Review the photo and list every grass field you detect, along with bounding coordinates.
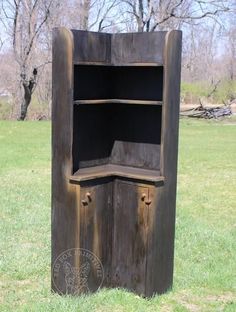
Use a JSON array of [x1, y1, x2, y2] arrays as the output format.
[[0, 118, 235, 311]]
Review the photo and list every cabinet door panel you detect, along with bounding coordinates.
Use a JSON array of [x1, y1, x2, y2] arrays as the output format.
[[80, 181, 113, 288], [112, 180, 150, 295]]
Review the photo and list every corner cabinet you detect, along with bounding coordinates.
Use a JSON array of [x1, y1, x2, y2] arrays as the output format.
[[52, 28, 182, 297]]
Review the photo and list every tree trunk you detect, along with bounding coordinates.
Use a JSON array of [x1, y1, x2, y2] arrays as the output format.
[[18, 80, 33, 121]]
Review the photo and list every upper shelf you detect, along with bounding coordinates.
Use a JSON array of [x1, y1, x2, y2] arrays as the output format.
[[74, 99, 163, 106], [73, 61, 163, 67], [70, 164, 164, 183]]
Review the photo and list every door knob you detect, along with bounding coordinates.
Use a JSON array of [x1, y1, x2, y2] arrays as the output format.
[[141, 193, 146, 201], [82, 192, 92, 205], [145, 199, 152, 205]]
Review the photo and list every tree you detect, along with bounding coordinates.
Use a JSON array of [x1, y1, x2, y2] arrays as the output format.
[[1, 0, 54, 120], [119, 0, 231, 32], [59, 0, 120, 32]]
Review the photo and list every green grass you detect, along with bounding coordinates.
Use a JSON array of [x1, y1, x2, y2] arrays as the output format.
[[0, 119, 236, 311]]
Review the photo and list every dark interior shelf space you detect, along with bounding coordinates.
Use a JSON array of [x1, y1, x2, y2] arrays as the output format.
[[74, 99, 163, 105], [74, 65, 163, 101], [70, 164, 164, 183], [72, 104, 162, 174]]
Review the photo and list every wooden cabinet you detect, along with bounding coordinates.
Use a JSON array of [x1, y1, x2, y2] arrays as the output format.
[[52, 28, 182, 297]]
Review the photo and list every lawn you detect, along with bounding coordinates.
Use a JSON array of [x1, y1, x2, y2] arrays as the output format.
[[0, 118, 235, 311]]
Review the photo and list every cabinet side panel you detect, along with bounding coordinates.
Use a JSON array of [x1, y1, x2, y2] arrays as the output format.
[[145, 30, 182, 296], [51, 28, 79, 294], [111, 32, 166, 65]]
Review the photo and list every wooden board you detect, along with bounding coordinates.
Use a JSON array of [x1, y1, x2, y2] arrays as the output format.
[[73, 62, 163, 66], [74, 99, 163, 105], [79, 180, 113, 289], [70, 164, 164, 183], [51, 28, 76, 294], [111, 32, 166, 65], [145, 30, 182, 296], [111, 180, 150, 295], [72, 30, 111, 64]]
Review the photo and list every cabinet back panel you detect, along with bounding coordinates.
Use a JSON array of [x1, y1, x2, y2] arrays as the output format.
[[110, 105, 162, 170], [112, 67, 163, 101], [74, 65, 112, 100]]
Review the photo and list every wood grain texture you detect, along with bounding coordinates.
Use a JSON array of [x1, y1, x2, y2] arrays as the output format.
[[111, 32, 167, 65], [51, 27, 78, 294], [72, 31, 166, 65], [111, 180, 150, 295], [70, 164, 163, 183], [74, 99, 163, 105], [79, 180, 113, 289], [72, 30, 111, 64], [145, 30, 182, 296]]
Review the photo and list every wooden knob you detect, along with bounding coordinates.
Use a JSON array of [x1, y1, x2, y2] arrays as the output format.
[[86, 192, 91, 199], [141, 193, 146, 200], [86, 192, 92, 202], [145, 199, 152, 205]]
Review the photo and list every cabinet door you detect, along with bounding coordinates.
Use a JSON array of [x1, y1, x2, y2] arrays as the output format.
[[80, 181, 113, 288], [112, 180, 150, 295]]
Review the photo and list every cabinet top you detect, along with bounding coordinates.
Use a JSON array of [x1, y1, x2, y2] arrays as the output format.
[[53, 28, 182, 66]]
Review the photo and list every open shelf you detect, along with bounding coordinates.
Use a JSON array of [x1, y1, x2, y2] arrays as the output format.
[[74, 65, 163, 101], [70, 164, 164, 183], [72, 104, 162, 173], [73, 61, 163, 66], [74, 99, 163, 105]]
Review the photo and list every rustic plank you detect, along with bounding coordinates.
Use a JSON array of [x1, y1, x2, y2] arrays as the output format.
[[145, 30, 182, 296], [72, 30, 111, 64], [111, 180, 149, 295], [74, 99, 163, 105], [73, 62, 162, 66], [111, 32, 166, 65], [51, 27, 78, 295], [70, 164, 164, 183], [79, 180, 113, 290]]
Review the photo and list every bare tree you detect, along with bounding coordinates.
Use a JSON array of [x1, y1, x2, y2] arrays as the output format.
[[1, 0, 54, 120], [120, 0, 231, 32], [225, 16, 236, 81], [62, 0, 120, 32]]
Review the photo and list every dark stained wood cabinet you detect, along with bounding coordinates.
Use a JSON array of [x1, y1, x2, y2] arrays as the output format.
[[52, 28, 182, 297]]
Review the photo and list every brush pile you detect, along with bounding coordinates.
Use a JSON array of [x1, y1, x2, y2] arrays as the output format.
[[180, 103, 232, 119]]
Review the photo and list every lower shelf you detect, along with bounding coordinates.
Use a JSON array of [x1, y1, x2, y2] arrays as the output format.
[[70, 164, 164, 183], [74, 99, 163, 105]]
